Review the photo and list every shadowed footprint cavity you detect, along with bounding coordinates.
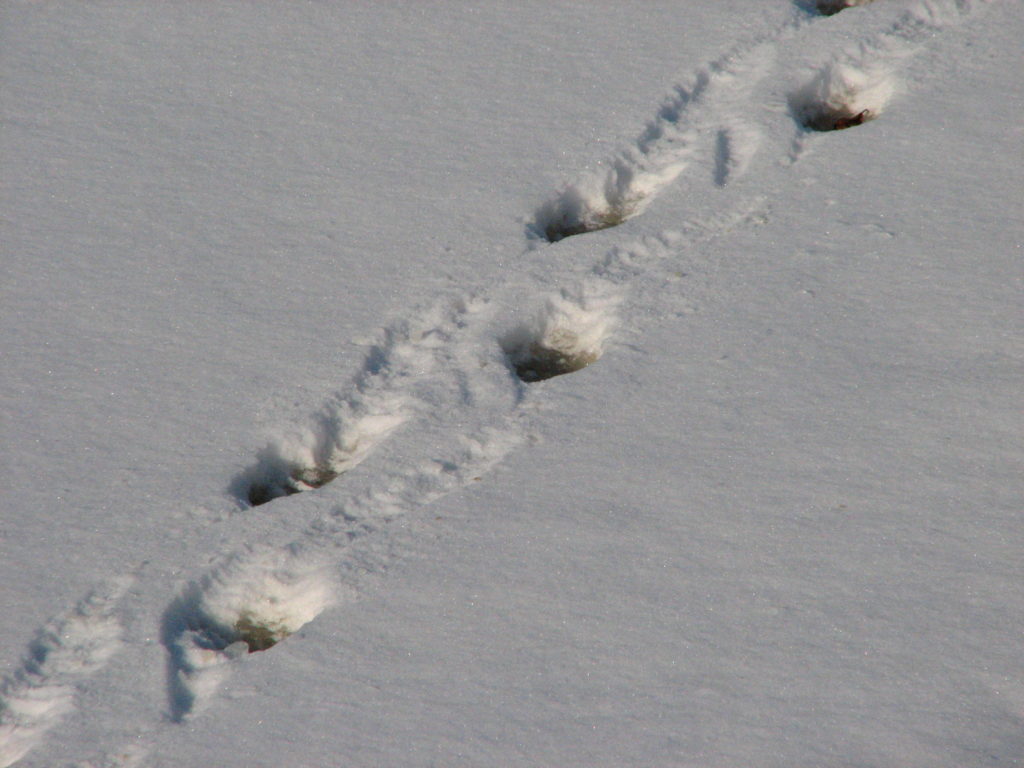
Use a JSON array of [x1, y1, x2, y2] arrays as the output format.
[[511, 336, 599, 382], [242, 446, 336, 508], [813, 0, 878, 16], [790, 61, 893, 131], [535, 193, 635, 243], [502, 290, 615, 382], [232, 612, 290, 652]]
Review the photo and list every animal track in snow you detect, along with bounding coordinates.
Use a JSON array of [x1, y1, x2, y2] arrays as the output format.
[[790, 0, 995, 146], [161, 547, 334, 720], [0, 578, 131, 768], [167, 425, 522, 723], [503, 286, 617, 382], [533, 158, 687, 243]]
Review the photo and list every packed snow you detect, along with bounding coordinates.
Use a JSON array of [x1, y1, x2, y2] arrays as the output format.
[[2, 0, 1022, 765]]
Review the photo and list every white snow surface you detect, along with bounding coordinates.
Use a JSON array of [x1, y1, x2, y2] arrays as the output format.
[[2, 1, 1022, 766]]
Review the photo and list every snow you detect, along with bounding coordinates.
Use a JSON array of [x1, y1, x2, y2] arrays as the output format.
[[2, 0, 1022, 765]]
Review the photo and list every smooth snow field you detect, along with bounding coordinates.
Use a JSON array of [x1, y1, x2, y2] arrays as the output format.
[[2, 1, 1022, 766]]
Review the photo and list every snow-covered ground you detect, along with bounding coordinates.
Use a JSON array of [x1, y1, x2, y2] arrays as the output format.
[[2, 1, 1022, 765]]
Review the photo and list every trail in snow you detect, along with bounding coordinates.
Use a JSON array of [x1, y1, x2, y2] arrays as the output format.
[[0, 0, 1003, 764]]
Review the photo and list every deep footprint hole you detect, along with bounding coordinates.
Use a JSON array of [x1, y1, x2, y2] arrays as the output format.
[[236, 436, 343, 507], [509, 340, 598, 382], [802, 106, 873, 132], [539, 206, 631, 244], [811, 0, 878, 16], [179, 612, 289, 656], [233, 612, 290, 653], [532, 183, 637, 244], [245, 464, 337, 507]]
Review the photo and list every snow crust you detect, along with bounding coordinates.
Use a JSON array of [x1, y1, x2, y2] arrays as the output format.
[[2, 0, 1022, 765]]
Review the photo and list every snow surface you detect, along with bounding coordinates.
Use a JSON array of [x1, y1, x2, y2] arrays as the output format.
[[2, 0, 1022, 765]]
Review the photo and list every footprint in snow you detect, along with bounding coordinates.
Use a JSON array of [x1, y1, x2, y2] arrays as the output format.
[[161, 547, 334, 721], [502, 288, 616, 382], [238, 403, 409, 507], [790, 60, 894, 132], [0, 577, 131, 768], [236, 298, 485, 507]]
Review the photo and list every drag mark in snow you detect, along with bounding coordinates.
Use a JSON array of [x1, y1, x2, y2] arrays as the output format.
[[0, 578, 131, 768], [712, 123, 762, 187], [300, 426, 525, 551]]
